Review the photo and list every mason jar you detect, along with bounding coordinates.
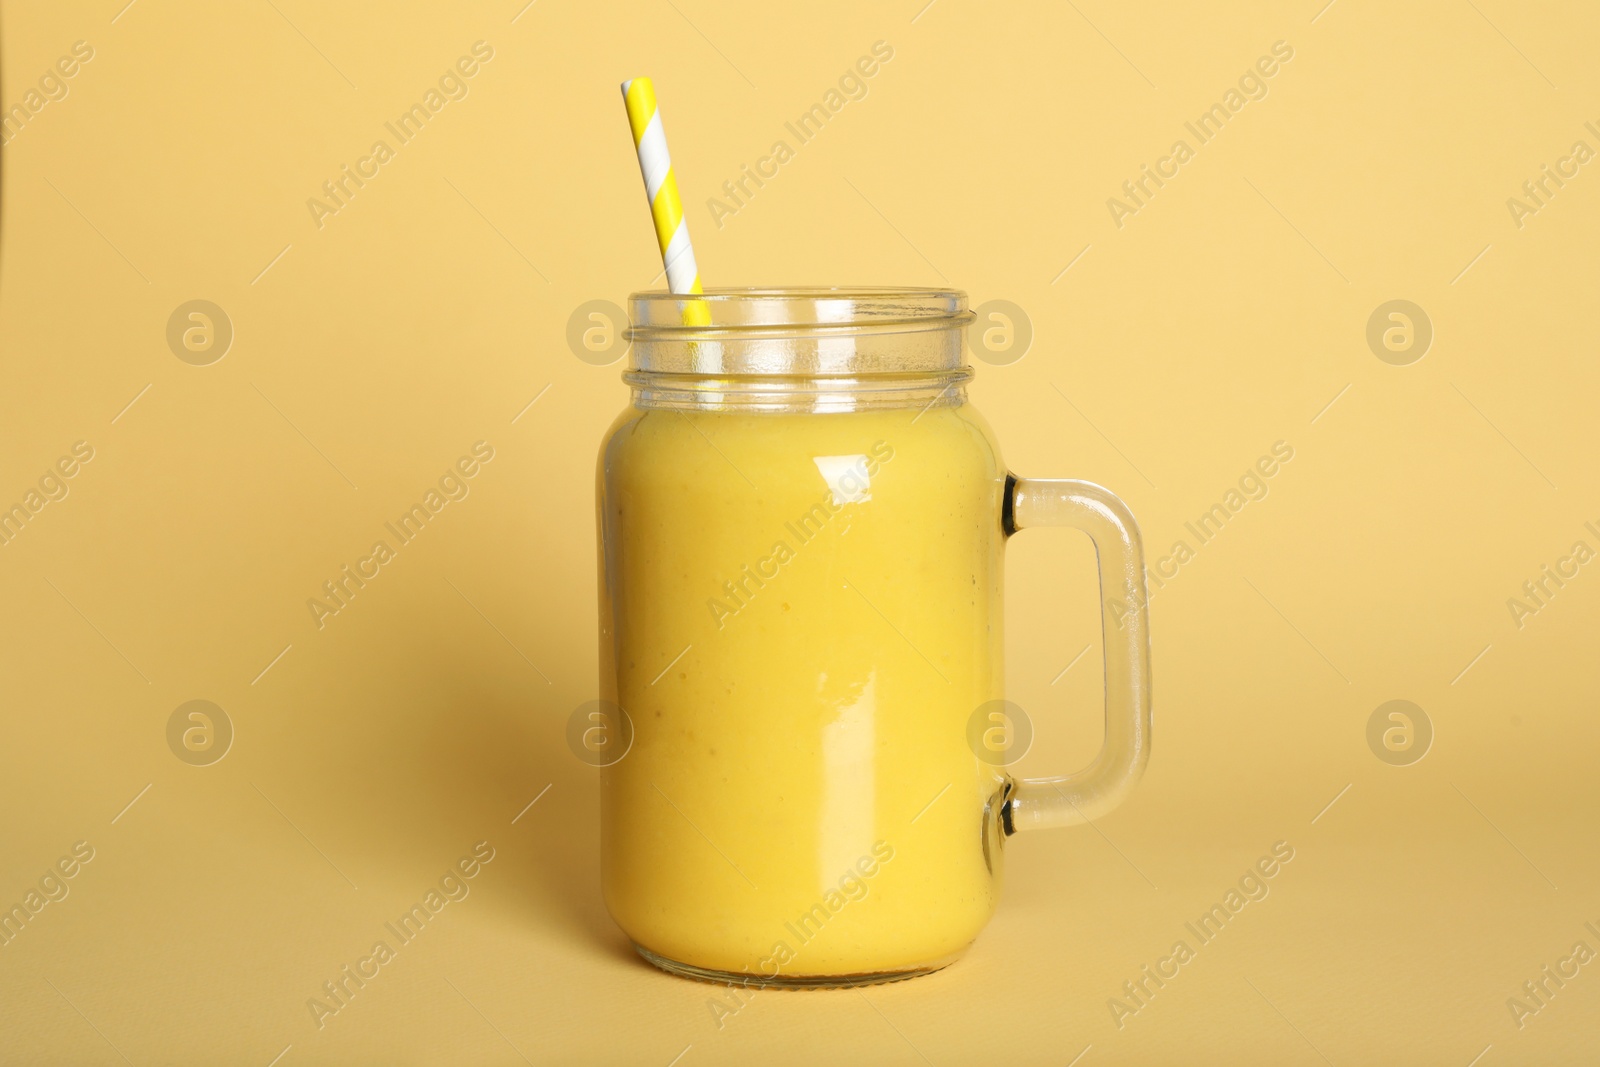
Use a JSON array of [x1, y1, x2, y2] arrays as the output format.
[[594, 288, 1152, 986]]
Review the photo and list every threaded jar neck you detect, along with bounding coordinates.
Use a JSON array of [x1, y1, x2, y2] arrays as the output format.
[[625, 288, 975, 412]]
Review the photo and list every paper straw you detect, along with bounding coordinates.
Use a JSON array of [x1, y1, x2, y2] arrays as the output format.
[[621, 77, 711, 327]]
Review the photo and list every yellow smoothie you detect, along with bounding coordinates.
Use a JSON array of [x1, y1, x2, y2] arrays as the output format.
[[597, 401, 1011, 979]]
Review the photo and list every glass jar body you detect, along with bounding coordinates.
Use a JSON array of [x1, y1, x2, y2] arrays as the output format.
[[596, 397, 1011, 983]]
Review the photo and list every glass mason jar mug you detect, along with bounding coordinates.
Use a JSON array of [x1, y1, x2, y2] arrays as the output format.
[[595, 288, 1152, 987]]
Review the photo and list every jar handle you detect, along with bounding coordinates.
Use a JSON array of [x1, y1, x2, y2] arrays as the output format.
[[1002, 476, 1153, 833]]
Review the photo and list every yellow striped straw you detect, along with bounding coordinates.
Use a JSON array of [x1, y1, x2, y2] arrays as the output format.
[[621, 77, 711, 326]]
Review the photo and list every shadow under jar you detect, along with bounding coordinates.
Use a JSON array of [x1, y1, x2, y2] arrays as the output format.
[[595, 288, 1152, 987]]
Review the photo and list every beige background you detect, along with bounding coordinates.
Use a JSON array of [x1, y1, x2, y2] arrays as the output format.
[[3, 0, 1598, 1063]]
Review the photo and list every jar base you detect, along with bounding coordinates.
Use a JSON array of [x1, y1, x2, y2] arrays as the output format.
[[632, 942, 962, 988]]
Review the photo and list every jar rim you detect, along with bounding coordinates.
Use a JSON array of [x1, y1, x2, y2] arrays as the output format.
[[623, 287, 974, 397], [627, 286, 973, 341]]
